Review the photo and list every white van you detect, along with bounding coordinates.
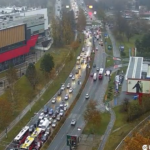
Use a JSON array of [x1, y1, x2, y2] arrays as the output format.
[[93, 73, 97, 81], [38, 118, 50, 131], [99, 68, 104, 80]]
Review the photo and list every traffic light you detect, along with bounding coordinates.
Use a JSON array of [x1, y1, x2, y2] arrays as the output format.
[[88, 12, 92, 16]]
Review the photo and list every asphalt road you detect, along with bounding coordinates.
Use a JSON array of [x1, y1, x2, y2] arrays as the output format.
[[47, 31, 109, 150], [55, 0, 62, 18], [6, 35, 91, 150]]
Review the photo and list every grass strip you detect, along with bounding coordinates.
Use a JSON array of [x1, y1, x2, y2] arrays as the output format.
[[104, 105, 150, 150]]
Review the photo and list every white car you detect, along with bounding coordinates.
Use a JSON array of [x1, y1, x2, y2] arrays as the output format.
[[64, 104, 68, 111], [59, 109, 64, 116], [65, 94, 69, 100], [52, 121, 57, 128], [96, 47, 98, 50], [39, 113, 44, 120], [69, 73, 73, 78], [59, 103, 64, 108], [71, 119, 76, 126], [78, 65, 81, 69], [85, 93, 89, 99], [96, 67, 100, 71], [61, 84, 65, 90], [56, 115, 61, 121], [72, 76, 75, 80], [52, 98, 56, 104], [67, 83, 70, 88], [69, 88, 73, 93]]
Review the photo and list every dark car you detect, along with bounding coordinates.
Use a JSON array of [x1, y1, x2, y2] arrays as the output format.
[[52, 113, 57, 119], [29, 125, 35, 133], [93, 64, 96, 68], [48, 108, 53, 116], [57, 90, 62, 96], [44, 106, 48, 114], [75, 69, 79, 74], [34, 119, 40, 128], [41, 133, 49, 143], [55, 107, 60, 114]]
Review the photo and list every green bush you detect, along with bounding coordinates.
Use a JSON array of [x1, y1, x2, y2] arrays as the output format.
[[121, 51, 126, 56]]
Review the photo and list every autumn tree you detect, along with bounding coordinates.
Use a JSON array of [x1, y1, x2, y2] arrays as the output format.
[[40, 54, 54, 76], [26, 63, 38, 89], [77, 8, 86, 32], [5, 65, 19, 114], [71, 40, 80, 50], [0, 99, 12, 129], [84, 100, 101, 134]]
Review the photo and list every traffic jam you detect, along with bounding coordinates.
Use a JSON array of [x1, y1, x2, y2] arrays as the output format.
[[8, 33, 92, 150]]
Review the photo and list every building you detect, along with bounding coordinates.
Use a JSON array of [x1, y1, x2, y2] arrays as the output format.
[[126, 57, 150, 94], [0, 10, 47, 71]]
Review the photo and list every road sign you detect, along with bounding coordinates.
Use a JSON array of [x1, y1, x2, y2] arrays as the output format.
[[66, 135, 78, 146]]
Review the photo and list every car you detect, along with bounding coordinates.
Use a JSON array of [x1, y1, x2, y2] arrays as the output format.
[[105, 70, 111, 76], [59, 109, 64, 116], [67, 83, 71, 88], [72, 76, 75, 80], [61, 84, 65, 90], [39, 113, 44, 120], [59, 103, 64, 108], [75, 69, 79, 74], [69, 73, 73, 78], [38, 119, 44, 127], [52, 113, 57, 119], [93, 64, 96, 68], [29, 125, 35, 133], [69, 88, 73, 93], [57, 90, 62, 96], [64, 104, 68, 111], [48, 117, 53, 122], [56, 114, 61, 121], [52, 121, 56, 128], [96, 47, 98, 50], [48, 108, 53, 116], [55, 107, 60, 114], [41, 133, 49, 142], [96, 67, 100, 71], [43, 106, 48, 114], [78, 65, 81, 69], [85, 93, 89, 99], [64, 94, 69, 100], [71, 119, 76, 126], [90, 72, 93, 77], [81, 60, 84, 64], [52, 98, 56, 104]]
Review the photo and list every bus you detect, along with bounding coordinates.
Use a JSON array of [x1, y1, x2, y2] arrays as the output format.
[[99, 68, 104, 80], [20, 136, 35, 150], [31, 127, 43, 138], [14, 126, 29, 145]]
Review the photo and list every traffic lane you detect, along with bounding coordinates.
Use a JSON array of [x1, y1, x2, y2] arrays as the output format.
[[48, 76, 96, 150], [29, 66, 86, 126], [58, 73, 105, 150], [49, 40, 103, 150]]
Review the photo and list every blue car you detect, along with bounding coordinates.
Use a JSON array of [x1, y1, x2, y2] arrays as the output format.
[[48, 108, 53, 115]]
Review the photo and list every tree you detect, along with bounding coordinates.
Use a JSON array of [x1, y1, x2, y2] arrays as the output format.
[[0, 99, 12, 129], [5, 66, 19, 114], [71, 40, 80, 50], [77, 8, 86, 32], [26, 63, 38, 89], [84, 100, 101, 134], [40, 54, 54, 75]]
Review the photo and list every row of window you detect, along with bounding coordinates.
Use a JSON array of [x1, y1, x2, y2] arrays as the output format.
[[0, 42, 26, 54], [0, 55, 25, 71]]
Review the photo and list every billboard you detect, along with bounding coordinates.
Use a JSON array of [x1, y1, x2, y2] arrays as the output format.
[[0, 24, 25, 48], [127, 79, 150, 94]]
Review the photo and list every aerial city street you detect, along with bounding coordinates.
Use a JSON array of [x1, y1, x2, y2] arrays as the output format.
[[0, 0, 150, 150]]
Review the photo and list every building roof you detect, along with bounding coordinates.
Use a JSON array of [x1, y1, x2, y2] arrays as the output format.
[[126, 57, 143, 79]]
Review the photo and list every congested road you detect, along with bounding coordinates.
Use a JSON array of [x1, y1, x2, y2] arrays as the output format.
[[6, 32, 92, 150], [47, 28, 109, 150]]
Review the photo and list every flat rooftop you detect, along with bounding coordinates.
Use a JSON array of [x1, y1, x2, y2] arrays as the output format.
[[125, 57, 143, 79]]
